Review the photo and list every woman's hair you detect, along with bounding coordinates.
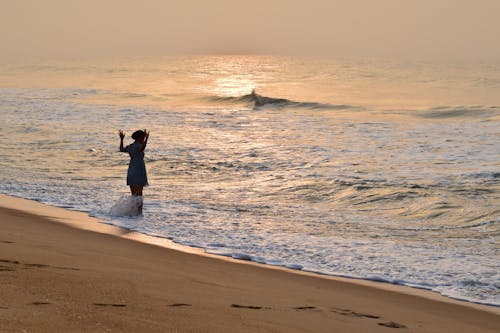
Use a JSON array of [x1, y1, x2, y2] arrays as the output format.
[[131, 130, 146, 140]]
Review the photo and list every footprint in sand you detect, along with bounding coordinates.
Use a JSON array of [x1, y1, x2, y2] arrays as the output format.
[[331, 307, 380, 319], [0, 259, 19, 272], [24, 263, 50, 269], [0, 265, 16, 272], [53, 266, 80, 271], [93, 303, 127, 307], [0, 259, 79, 271], [293, 306, 318, 310], [168, 303, 192, 307], [0, 259, 20, 264], [378, 321, 407, 329], [231, 304, 267, 310]]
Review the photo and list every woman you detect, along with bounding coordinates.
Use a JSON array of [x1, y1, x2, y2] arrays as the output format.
[[119, 129, 150, 196]]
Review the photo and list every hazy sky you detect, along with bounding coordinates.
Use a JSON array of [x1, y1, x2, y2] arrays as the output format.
[[1, 0, 499, 61]]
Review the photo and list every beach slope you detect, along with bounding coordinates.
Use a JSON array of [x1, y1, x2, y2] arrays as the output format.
[[0, 195, 498, 332]]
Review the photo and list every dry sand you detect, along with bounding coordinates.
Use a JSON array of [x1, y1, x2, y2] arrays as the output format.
[[0, 194, 499, 332]]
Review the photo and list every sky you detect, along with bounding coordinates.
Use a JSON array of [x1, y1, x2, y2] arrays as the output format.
[[1, 0, 499, 62]]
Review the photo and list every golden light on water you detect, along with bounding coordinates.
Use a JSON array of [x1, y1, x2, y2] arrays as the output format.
[[213, 75, 257, 97], [195, 55, 269, 97]]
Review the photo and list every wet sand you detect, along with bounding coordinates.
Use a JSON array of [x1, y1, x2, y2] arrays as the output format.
[[0, 194, 499, 332]]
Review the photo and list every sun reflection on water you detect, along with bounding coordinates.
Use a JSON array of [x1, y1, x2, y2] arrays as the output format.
[[213, 75, 257, 97], [194, 55, 277, 97]]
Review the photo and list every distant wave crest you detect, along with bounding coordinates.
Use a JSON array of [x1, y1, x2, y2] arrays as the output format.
[[206, 90, 357, 111], [418, 106, 500, 119]]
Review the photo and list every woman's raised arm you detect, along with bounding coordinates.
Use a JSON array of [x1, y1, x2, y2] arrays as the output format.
[[140, 130, 150, 152], [119, 130, 127, 152]]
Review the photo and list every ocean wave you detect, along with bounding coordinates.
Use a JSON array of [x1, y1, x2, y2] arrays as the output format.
[[417, 106, 500, 119], [380, 218, 499, 232], [0, 87, 101, 100], [205, 90, 357, 110], [463, 171, 500, 180], [119, 92, 150, 98]]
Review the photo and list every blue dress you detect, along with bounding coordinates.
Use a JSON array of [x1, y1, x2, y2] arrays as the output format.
[[125, 142, 148, 186]]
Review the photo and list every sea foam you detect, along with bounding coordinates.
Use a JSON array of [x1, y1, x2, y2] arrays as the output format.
[[110, 195, 143, 217]]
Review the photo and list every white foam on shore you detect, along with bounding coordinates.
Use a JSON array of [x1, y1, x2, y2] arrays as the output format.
[[110, 195, 143, 217]]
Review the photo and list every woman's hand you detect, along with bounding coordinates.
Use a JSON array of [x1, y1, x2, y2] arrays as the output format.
[[140, 129, 150, 152], [119, 130, 126, 152]]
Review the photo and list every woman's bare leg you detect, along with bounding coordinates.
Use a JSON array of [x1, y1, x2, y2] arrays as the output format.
[[129, 186, 144, 214], [130, 186, 143, 196]]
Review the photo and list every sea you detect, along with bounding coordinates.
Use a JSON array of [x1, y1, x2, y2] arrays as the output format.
[[0, 56, 498, 306]]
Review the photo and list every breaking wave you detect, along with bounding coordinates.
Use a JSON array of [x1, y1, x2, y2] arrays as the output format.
[[205, 90, 357, 110]]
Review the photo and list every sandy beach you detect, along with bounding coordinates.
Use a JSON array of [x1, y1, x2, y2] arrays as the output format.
[[0, 194, 498, 332]]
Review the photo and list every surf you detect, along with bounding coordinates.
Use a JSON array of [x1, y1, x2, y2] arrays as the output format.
[[110, 195, 143, 217], [205, 89, 357, 111]]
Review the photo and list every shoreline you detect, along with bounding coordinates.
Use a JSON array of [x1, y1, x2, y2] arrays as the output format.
[[1, 193, 498, 314], [1, 193, 498, 312], [1, 193, 499, 332]]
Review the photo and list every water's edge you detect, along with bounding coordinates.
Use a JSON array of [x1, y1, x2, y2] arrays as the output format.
[[2, 191, 498, 309]]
